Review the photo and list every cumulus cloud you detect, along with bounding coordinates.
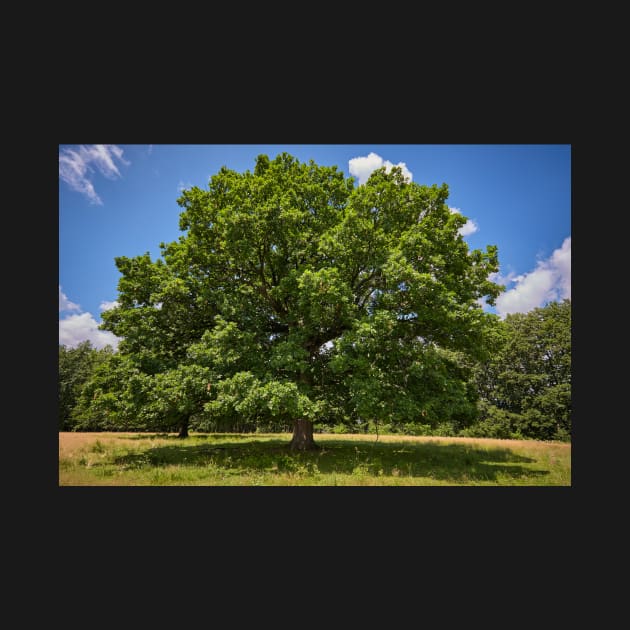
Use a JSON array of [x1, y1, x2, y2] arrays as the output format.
[[59, 288, 121, 350], [59, 313, 120, 350], [348, 152, 413, 185], [99, 300, 119, 312], [59, 144, 130, 205], [59, 286, 81, 312], [449, 207, 479, 237], [550, 236, 571, 299], [495, 237, 571, 318]]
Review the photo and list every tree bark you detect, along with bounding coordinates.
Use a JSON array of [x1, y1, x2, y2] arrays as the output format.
[[289, 418, 319, 451], [178, 415, 190, 438]]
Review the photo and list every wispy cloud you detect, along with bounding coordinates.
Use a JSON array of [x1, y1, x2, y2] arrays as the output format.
[[147, 144, 153, 155], [59, 287, 121, 350], [348, 152, 413, 185], [59, 286, 81, 312], [449, 207, 479, 237], [495, 237, 571, 318], [178, 180, 193, 192], [59, 144, 130, 205], [489, 270, 519, 288]]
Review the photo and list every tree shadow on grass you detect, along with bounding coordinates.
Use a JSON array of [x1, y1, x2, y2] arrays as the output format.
[[111, 437, 548, 483]]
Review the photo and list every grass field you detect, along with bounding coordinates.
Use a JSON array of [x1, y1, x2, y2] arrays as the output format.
[[58, 432, 571, 486]]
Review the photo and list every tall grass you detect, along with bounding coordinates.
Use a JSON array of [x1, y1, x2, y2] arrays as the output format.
[[58, 432, 571, 486]]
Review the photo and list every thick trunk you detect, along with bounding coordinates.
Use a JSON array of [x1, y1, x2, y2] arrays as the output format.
[[289, 418, 319, 451], [178, 415, 190, 438]]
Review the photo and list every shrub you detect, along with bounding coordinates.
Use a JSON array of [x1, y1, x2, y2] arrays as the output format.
[[460, 401, 520, 439], [331, 424, 349, 434]]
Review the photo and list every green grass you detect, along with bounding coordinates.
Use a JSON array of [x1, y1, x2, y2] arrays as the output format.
[[58, 432, 571, 486]]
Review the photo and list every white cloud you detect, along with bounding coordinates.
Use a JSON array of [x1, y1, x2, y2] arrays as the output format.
[[495, 237, 571, 318], [550, 236, 571, 299], [59, 313, 120, 350], [147, 144, 153, 155], [459, 220, 479, 237], [59, 144, 129, 205], [348, 152, 413, 185], [489, 270, 518, 288], [59, 286, 81, 312], [99, 300, 119, 312], [449, 207, 479, 237], [59, 288, 121, 349], [178, 180, 193, 192]]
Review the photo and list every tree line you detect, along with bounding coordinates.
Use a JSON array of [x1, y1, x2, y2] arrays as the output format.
[[59, 153, 571, 445]]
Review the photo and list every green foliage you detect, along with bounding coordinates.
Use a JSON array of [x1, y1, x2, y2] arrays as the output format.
[[331, 326, 479, 432], [59, 342, 113, 430], [472, 300, 571, 441], [331, 424, 350, 434], [80, 153, 502, 435], [72, 352, 148, 431], [460, 400, 522, 439]]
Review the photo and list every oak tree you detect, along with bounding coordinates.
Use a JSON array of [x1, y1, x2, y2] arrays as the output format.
[[90, 153, 502, 448]]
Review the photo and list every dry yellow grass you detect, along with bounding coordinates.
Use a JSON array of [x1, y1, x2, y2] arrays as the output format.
[[315, 432, 568, 449], [59, 432, 143, 457], [59, 431, 571, 450], [59, 431, 570, 460]]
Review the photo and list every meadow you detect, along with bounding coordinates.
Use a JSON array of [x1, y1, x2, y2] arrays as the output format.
[[59, 432, 571, 486]]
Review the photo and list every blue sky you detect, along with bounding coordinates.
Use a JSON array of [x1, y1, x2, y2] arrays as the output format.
[[59, 144, 571, 349]]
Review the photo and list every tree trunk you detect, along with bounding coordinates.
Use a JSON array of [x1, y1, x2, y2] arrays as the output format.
[[178, 415, 190, 438], [289, 418, 319, 451]]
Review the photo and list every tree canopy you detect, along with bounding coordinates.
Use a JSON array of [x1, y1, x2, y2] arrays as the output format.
[[76, 153, 504, 448], [470, 299, 571, 440]]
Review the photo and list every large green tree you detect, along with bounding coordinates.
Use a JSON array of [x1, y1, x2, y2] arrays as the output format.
[[87, 153, 502, 448]]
